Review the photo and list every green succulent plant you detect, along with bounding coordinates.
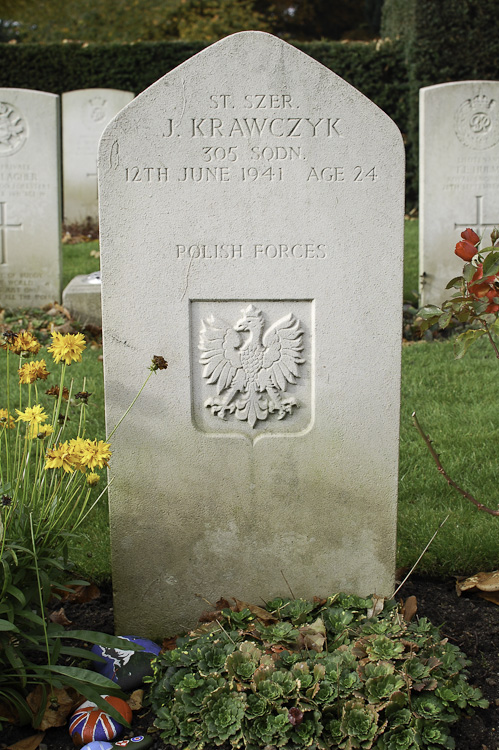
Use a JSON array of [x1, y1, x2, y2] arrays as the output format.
[[147, 593, 488, 750]]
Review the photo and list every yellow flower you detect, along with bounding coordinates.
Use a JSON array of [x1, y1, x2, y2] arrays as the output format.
[[0, 409, 15, 429], [15, 405, 48, 426], [26, 422, 54, 440], [18, 359, 50, 384], [86, 472, 100, 486], [67, 436, 89, 472], [44, 441, 75, 473], [75, 438, 112, 470], [47, 332, 86, 365], [5, 330, 41, 355]]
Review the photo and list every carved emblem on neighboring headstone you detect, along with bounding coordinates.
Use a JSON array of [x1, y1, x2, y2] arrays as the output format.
[[199, 304, 305, 427], [0, 102, 27, 156], [87, 97, 107, 124], [455, 94, 499, 149]]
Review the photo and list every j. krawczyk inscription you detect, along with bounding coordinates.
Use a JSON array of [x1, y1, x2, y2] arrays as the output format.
[[199, 304, 305, 428]]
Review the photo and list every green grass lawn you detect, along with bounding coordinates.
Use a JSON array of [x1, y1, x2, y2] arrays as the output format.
[[30, 231, 499, 581]]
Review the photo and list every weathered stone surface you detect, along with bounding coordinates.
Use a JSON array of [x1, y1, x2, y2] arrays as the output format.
[[99, 31, 405, 638], [62, 89, 134, 223], [420, 80, 499, 305], [63, 271, 102, 327], [0, 89, 61, 307]]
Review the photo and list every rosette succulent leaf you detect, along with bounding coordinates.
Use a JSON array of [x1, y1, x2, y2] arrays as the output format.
[[226, 650, 259, 681], [366, 635, 406, 661], [340, 699, 380, 748], [246, 708, 292, 747], [201, 686, 247, 744]]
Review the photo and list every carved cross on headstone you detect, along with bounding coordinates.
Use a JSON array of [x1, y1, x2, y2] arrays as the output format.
[[454, 195, 499, 239], [0, 201, 22, 265]]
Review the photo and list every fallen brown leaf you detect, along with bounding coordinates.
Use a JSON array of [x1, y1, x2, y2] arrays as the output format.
[[127, 689, 144, 711], [231, 598, 278, 624], [26, 685, 83, 730], [401, 595, 418, 623], [56, 583, 101, 604], [49, 607, 72, 626], [6, 732, 45, 750]]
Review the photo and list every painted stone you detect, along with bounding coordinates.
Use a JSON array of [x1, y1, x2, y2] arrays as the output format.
[[91, 635, 161, 690], [81, 738, 153, 750], [69, 696, 131, 745], [112, 737, 153, 749]]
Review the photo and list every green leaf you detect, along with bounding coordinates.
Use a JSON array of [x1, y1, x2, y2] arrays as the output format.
[[463, 262, 477, 282], [0, 619, 19, 631], [43, 668, 130, 726], [438, 311, 452, 329], [45, 664, 126, 693], [6, 584, 26, 607], [54, 630, 146, 650], [454, 328, 486, 359], [445, 276, 464, 290], [482, 251, 499, 277], [417, 305, 443, 319]]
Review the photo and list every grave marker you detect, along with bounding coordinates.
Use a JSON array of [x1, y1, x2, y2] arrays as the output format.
[[62, 89, 134, 223], [99, 32, 405, 637], [0, 89, 61, 308], [420, 81, 499, 305]]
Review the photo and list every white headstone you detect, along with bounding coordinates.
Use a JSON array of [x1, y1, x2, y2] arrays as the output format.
[[0, 89, 62, 308], [99, 31, 405, 638], [62, 89, 134, 224], [62, 271, 102, 327], [420, 81, 499, 305]]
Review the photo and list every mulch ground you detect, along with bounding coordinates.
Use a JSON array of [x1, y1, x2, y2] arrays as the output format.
[[2, 576, 499, 750]]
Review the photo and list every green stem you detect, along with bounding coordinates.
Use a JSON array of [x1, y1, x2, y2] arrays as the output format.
[[29, 513, 52, 672], [106, 370, 154, 441]]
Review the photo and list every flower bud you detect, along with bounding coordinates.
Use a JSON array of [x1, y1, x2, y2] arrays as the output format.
[[455, 240, 477, 262], [461, 227, 480, 245], [492, 227, 499, 245]]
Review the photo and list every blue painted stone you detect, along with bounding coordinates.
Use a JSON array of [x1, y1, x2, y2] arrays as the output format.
[[90, 635, 161, 690], [81, 739, 153, 750]]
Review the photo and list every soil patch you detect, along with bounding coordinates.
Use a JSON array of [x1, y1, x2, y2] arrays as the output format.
[[2, 576, 498, 750]]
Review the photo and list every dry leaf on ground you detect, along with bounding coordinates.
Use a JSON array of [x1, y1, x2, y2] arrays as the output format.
[[231, 598, 278, 624], [401, 595, 418, 622], [5, 733, 45, 750], [127, 689, 144, 711], [26, 685, 84, 730], [49, 607, 72, 626]]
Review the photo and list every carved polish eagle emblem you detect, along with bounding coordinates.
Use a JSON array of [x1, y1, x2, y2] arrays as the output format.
[[199, 304, 305, 428]]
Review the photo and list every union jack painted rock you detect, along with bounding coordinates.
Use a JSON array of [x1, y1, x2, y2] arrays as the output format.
[[69, 696, 132, 746]]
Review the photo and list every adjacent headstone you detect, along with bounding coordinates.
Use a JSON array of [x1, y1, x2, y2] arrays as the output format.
[[420, 81, 499, 305], [99, 31, 405, 638], [62, 89, 134, 224], [0, 89, 62, 308], [63, 271, 102, 327]]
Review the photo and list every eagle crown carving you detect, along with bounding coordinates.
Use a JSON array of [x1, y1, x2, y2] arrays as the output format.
[[199, 304, 305, 427]]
